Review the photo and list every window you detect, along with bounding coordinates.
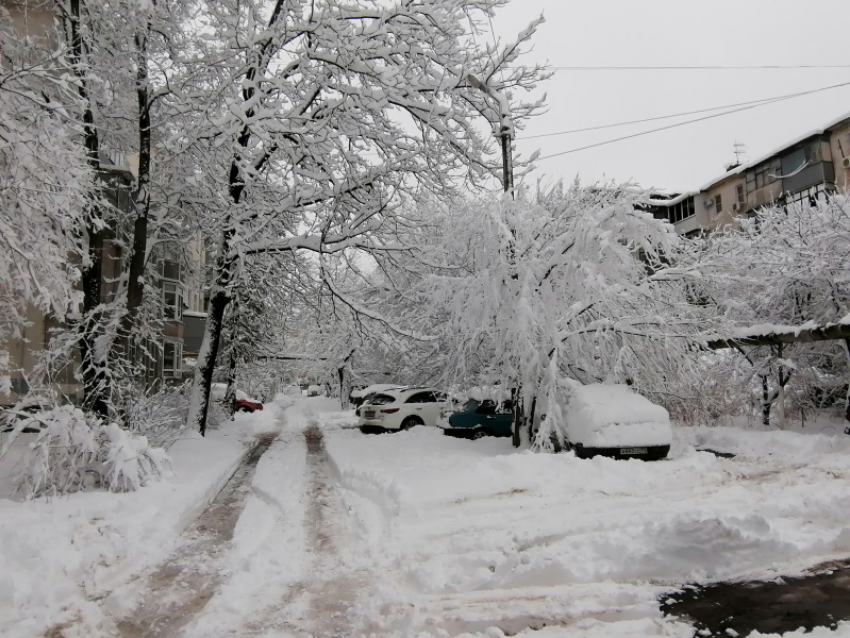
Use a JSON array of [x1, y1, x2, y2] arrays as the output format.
[[476, 400, 497, 415], [781, 143, 822, 174], [162, 282, 183, 321], [368, 394, 396, 406], [161, 259, 182, 282], [736, 184, 745, 205], [162, 341, 182, 378], [667, 197, 695, 224], [714, 194, 722, 213], [407, 391, 436, 403]]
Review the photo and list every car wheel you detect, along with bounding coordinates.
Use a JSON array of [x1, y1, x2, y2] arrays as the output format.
[[400, 416, 422, 430], [471, 429, 487, 440]]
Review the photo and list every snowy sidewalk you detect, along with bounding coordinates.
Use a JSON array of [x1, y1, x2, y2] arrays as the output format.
[[0, 397, 287, 638]]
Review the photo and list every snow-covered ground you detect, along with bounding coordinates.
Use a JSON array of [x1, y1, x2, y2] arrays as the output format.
[[3, 397, 850, 637], [0, 396, 288, 638], [318, 419, 850, 637]]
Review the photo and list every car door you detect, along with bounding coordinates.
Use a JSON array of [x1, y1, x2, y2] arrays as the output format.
[[405, 391, 431, 423], [407, 391, 445, 425], [474, 400, 507, 435], [420, 391, 443, 425]]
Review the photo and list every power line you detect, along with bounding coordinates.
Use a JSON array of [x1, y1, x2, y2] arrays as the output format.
[[533, 79, 850, 162], [522, 86, 850, 140], [536, 65, 850, 71]]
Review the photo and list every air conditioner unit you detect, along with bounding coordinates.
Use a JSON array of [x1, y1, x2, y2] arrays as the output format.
[[704, 199, 714, 208], [732, 203, 741, 212], [843, 156, 850, 168]]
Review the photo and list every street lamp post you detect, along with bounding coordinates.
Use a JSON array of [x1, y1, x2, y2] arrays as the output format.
[[467, 74, 514, 197], [468, 75, 524, 447]]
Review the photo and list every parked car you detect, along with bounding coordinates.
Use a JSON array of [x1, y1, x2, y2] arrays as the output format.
[[234, 391, 263, 413], [559, 384, 671, 460], [358, 387, 447, 433], [210, 383, 264, 413], [351, 384, 403, 409], [439, 399, 514, 439]]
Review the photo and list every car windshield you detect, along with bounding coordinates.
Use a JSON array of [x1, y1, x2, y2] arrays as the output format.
[[367, 394, 396, 406]]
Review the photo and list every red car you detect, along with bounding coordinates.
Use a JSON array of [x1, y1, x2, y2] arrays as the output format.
[[234, 396, 263, 413], [211, 384, 264, 413]]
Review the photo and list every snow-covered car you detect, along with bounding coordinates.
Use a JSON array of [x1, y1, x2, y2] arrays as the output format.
[[358, 387, 448, 433], [439, 399, 514, 439], [234, 392, 263, 413], [210, 383, 264, 413], [560, 384, 671, 460], [350, 384, 404, 409]]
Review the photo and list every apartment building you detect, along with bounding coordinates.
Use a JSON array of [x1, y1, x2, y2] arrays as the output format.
[[1, 1, 208, 405], [651, 111, 850, 234]]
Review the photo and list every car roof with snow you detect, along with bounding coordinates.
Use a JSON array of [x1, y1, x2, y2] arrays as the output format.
[[568, 384, 669, 426], [371, 386, 442, 400]]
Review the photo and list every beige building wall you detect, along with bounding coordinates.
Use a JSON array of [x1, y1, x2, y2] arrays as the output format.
[[829, 122, 850, 191], [704, 173, 747, 231]]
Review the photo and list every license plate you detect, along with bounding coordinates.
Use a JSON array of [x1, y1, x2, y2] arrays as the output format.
[[620, 447, 648, 455], [364, 411, 375, 419]]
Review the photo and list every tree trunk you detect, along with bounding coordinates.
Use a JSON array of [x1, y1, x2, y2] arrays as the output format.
[[68, 0, 109, 417], [761, 374, 771, 427], [512, 386, 523, 448], [187, 269, 231, 436], [224, 347, 237, 420], [126, 24, 152, 329]]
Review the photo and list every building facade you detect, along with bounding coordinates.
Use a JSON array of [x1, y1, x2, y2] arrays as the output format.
[[652, 112, 850, 234]]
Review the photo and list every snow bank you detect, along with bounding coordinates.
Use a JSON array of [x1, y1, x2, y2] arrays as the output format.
[[0, 399, 284, 638]]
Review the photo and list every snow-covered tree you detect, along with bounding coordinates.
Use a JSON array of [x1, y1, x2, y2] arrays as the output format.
[[403, 183, 706, 445], [180, 0, 548, 434], [0, 4, 91, 397], [688, 195, 850, 427]]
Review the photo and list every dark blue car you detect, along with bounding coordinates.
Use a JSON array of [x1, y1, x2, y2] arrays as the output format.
[[440, 399, 514, 439]]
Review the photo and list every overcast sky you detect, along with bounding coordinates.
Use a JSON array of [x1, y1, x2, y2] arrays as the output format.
[[489, 0, 850, 192]]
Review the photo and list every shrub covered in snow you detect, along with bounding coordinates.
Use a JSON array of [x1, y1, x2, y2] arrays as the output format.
[[123, 384, 189, 449], [16, 405, 169, 499]]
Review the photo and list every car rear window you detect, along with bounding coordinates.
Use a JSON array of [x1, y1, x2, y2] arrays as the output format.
[[368, 394, 396, 406]]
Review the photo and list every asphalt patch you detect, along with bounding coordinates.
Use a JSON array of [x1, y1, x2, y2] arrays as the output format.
[[661, 561, 850, 636]]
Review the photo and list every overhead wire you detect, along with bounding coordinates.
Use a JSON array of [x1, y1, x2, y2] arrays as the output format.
[[513, 65, 850, 71], [532, 79, 850, 161], [523, 85, 850, 140]]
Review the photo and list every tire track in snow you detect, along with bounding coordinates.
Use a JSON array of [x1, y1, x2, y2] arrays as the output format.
[[288, 423, 372, 637], [112, 432, 279, 638]]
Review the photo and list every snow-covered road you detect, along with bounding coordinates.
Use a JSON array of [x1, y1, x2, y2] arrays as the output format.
[[6, 397, 850, 637], [176, 399, 850, 637]]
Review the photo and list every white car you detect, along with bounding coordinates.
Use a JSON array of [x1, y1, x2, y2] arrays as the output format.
[[358, 387, 448, 432], [561, 384, 672, 460]]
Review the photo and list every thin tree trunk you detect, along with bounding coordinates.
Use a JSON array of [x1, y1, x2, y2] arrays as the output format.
[[224, 347, 237, 420], [761, 374, 771, 427]]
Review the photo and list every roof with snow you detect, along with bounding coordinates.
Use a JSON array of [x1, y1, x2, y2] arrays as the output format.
[[698, 110, 850, 192]]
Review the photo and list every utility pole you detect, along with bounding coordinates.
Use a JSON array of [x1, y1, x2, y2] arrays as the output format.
[[468, 74, 524, 447]]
